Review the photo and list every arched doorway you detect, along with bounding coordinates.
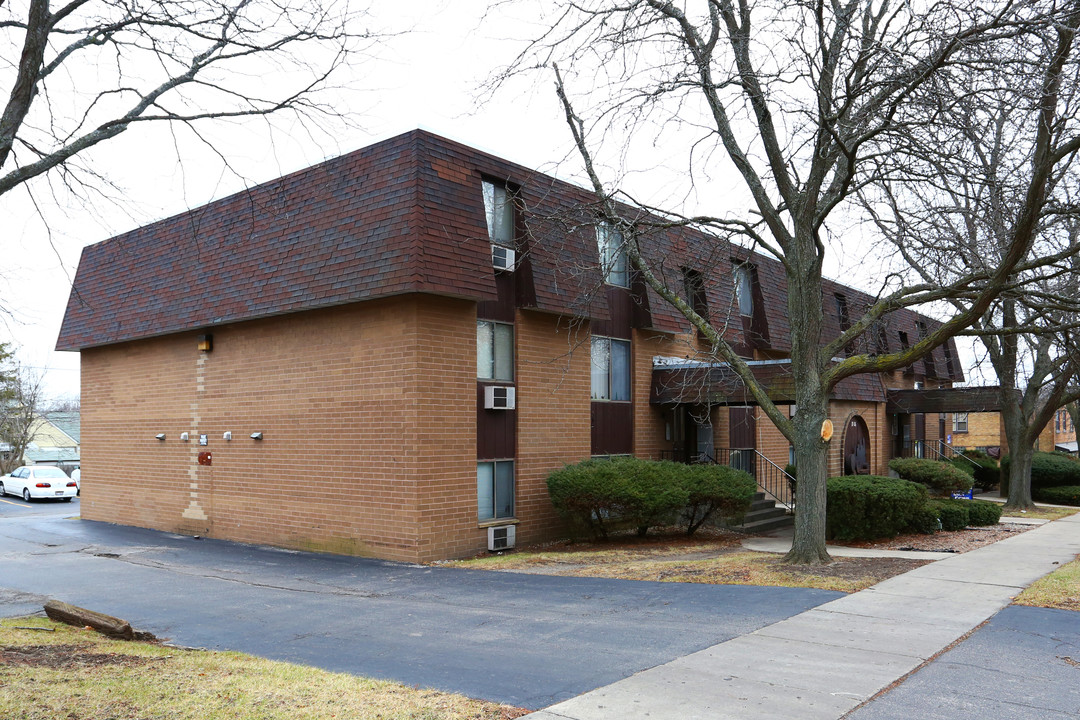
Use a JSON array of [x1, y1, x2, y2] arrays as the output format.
[[843, 415, 871, 475]]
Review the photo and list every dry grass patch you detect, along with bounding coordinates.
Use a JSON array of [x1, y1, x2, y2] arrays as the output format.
[[1002, 506, 1079, 521], [1015, 554, 1080, 612], [0, 617, 527, 720], [448, 530, 928, 592]]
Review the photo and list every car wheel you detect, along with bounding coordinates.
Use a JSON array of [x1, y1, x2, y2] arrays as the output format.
[[23, 488, 31, 502], [0, 481, 5, 497], [62, 497, 73, 503]]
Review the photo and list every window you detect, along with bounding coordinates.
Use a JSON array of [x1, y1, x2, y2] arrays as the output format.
[[953, 412, 969, 433], [591, 336, 631, 401], [597, 222, 628, 287], [482, 179, 514, 247], [873, 321, 889, 355], [477, 460, 514, 522], [835, 293, 853, 356], [942, 342, 956, 378], [734, 265, 753, 316], [477, 321, 513, 381], [916, 321, 937, 377], [682, 268, 708, 321]]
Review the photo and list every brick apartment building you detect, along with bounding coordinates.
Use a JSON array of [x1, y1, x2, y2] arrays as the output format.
[[57, 130, 965, 561]]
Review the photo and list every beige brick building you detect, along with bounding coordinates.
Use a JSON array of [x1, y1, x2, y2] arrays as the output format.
[[58, 131, 967, 561]]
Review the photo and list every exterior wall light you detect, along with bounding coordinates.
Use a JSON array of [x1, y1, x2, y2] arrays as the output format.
[[155, 433, 166, 441], [223, 431, 232, 441], [250, 432, 263, 440], [180, 432, 190, 442], [197, 333, 213, 352]]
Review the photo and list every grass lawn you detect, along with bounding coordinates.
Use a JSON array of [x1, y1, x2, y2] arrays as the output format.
[[446, 531, 929, 593], [1001, 506, 1079, 521], [0, 617, 527, 720], [1015, 554, 1080, 612]]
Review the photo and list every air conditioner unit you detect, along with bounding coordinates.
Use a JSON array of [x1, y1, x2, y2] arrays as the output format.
[[483, 385, 516, 410], [488, 525, 516, 551], [491, 244, 517, 272]]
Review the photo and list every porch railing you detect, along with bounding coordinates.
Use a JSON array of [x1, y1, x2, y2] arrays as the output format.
[[660, 447, 795, 511]]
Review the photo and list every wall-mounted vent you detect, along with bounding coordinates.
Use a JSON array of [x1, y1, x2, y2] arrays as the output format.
[[488, 525, 516, 551], [492, 244, 517, 272], [483, 385, 516, 410]]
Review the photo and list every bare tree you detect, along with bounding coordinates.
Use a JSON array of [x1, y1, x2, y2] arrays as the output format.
[[0, 344, 45, 474], [866, 19, 1080, 510], [502, 0, 1076, 562], [0, 0, 375, 202]]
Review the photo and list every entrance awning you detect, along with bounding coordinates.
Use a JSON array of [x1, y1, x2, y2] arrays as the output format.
[[1057, 441, 1078, 454], [651, 357, 886, 406], [884, 387, 1009, 415]]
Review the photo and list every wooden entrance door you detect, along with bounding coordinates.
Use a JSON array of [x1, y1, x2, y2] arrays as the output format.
[[728, 406, 756, 475], [843, 415, 870, 474]]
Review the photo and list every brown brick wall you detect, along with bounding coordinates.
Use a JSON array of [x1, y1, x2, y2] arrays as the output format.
[[958, 412, 1004, 452]]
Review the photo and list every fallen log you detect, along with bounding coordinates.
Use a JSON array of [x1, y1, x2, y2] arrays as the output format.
[[43, 600, 134, 640]]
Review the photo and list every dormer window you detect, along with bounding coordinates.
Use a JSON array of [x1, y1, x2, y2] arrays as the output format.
[[482, 179, 514, 248], [597, 221, 628, 287], [734, 265, 753, 316]]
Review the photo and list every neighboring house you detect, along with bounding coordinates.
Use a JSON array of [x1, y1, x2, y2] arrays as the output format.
[[949, 406, 1077, 458], [57, 130, 965, 562], [23, 414, 80, 468]]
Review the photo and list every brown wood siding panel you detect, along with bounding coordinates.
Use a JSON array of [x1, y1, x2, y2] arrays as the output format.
[[477, 273, 516, 322], [477, 382, 516, 458], [591, 286, 633, 339], [591, 401, 633, 455], [729, 406, 756, 448]]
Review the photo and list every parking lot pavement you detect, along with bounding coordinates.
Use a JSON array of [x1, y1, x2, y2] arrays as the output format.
[[848, 604, 1080, 720], [0, 516, 842, 709]]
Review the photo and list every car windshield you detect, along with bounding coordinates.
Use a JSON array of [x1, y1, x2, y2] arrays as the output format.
[[33, 467, 69, 478]]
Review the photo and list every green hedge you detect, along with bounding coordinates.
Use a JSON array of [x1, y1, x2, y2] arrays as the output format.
[[546, 457, 754, 538], [948, 454, 1000, 489], [680, 463, 757, 535], [924, 499, 1002, 531], [1033, 485, 1080, 506], [826, 475, 928, 541], [1001, 452, 1080, 495], [888, 457, 974, 496]]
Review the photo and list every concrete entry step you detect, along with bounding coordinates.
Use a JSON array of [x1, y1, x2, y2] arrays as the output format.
[[726, 492, 794, 533]]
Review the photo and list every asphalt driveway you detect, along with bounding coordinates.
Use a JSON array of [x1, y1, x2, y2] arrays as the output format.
[[0, 513, 841, 709]]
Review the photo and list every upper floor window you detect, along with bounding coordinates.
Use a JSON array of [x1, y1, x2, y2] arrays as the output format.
[[734, 265, 753, 316], [591, 336, 631, 401], [953, 412, 969, 433], [597, 222, 628, 287], [477, 320, 514, 381], [482, 179, 514, 247]]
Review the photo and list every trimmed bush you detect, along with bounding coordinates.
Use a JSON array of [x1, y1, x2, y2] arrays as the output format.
[[1033, 485, 1080, 506], [966, 499, 1003, 526], [908, 503, 941, 534], [546, 457, 688, 538], [1001, 451, 1080, 494], [929, 499, 970, 531], [949, 454, 1000, 490], [889, 457, 974, 496], [826, 475, 929, 541], [679, 464, 756, 535]]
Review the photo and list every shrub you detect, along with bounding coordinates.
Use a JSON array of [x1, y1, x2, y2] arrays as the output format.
[[678, 464, 756, 535], [949, 454, 1000, 489], [826, 475, 928, 541], [1033, 485, 1080, 506], [546, 457, 688, 538], [1001, 452, 1080, 495], [929, 499, 970, 531], [908, 503, 941, 535], [966, 499, 1003, 526], [888, 457, 974, 496]]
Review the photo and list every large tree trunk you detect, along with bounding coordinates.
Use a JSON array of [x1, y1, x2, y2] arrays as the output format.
[[1001, 403, 1036, 511], [784, 406, 832, 565]]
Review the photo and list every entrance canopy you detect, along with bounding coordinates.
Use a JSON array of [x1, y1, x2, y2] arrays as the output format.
[[650, 357, 885, 406], [884, 386, 1007, 415]]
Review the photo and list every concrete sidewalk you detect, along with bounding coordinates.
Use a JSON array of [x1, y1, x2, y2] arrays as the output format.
[[527, 513, 1080, 719]]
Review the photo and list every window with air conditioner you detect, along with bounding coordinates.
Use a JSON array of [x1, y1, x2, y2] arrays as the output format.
[[478, 460, 514, 522], [477, 320, 514, 381]]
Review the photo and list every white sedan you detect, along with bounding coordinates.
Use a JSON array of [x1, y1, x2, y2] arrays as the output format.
[[0, 466, 78, 502]]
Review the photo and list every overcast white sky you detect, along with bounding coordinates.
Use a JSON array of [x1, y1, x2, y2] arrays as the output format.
[[1, 0, 987, 402]]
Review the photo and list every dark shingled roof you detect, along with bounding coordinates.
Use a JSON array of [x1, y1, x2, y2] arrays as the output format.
[[56, 129, 964, 386]]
